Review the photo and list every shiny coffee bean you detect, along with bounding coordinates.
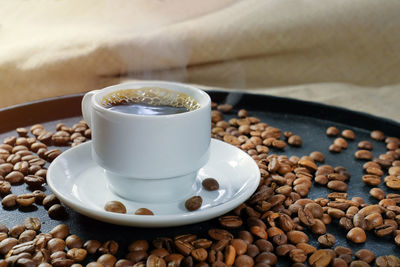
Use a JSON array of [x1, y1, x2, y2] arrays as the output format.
[[202, 178, 219, 191], [185, 196, 202, 211], [104, 201, 127, 214]]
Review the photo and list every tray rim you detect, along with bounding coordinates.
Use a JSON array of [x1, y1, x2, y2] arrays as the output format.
[[0, 90, 398, 135]]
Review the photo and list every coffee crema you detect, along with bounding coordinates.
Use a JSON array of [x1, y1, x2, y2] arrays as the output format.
[[101, 87, 200, 115]]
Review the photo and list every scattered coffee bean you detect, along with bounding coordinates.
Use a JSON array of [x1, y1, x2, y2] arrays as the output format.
[[1, 193, 17, 208], [371, 130, 385, 141], [104, 201, 127, 214], [185, 196, 202, 211], [317, 234, 336, 247], [202, 178, 219, 191], [342, 129, 355, 140], [16, 193, 35, 207], [42, 194, 61, 210], [24, 217, 41, 231], [326, 127, 339, 136], [48, 204, 67, 219], [355, 150, 373, 160], [358, 140, 373, 150], [346, 227, 366, 243]]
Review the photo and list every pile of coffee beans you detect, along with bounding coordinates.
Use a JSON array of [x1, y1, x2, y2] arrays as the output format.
[[1, 102, 400, 267]]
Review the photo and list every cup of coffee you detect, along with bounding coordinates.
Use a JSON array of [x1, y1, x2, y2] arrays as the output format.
[[81, 81, 211, 203]]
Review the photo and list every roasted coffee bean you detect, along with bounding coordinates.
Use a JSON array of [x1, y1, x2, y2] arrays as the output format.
[[48, 204, 67, 219], [374, 224, 395, 237], [217, 104, 232, 113], [298, 207, 315, 226], [0, 180, 11, 195], [104, 201, 126, 214], [375, 255, 399, 267], [218, 216, 242, 228], [370, 130, 385, 141], [308, 249, 334, 267], [208, 229, 233, 241], [24, 175, 45, 188], [342, 129, 355, 140], [355, 150, 373, 160], [329, 144, 342, 153], [44, 149, 62, 162], [334, 138, 348, 149], [98, 240, 119, 255], [326, 127, 339, 136], [0, 163, 14, 177], [97, 254, 117, 267], [16, 194, 35, 207], [126, 250, 148, 263], [287, 231, 309, 244], [43, 194, 61, 210], [66, 248, 87, 262], [365, 213, 383, 230], [386, 178, 400, 190], [1, 193, 17, 208], [52, 131, 70, 146], [5, 171, 24, 184], [191, 248, 208, 261], [289, 248, 307, 263], [358, 140, 373, 150], [339, 217, 354, 231], [47, 238, 66, 253], [0, 237, 18, 254], [255, 252, 277, 265], [9, 224, 25, 238], [24, 217, 41, 231], [202, 178, 219, 191], [84, 240, 102, 254], [288, 135, 302, 147], [362, 174, 381, 186], [234, 254, 254, 267], [355, 249, 375, 263], [115, 259, 134, 267], [18, 230, 36, 243], [30, 142, 47, 153], [327, 180, 348, 192], [317, 234, 336, 247], [65, 235, 83, 249], [32, 190, 46, 204], [185, 196, 202, 211], [346, 227, 366, 243], [309, 151, 325, 163], [134, 208, 154, 215]]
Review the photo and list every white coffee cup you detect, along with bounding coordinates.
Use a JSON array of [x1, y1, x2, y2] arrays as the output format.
[[81, 81, 211, 203]]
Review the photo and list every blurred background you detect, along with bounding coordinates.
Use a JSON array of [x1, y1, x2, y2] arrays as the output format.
[[0, 0, 399, 121]]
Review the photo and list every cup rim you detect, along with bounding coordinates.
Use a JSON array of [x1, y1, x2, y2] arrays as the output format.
[[90, 81, 211, 119]]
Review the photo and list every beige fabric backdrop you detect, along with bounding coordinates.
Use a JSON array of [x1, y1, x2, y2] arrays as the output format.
[[0, 0, 399, 121]]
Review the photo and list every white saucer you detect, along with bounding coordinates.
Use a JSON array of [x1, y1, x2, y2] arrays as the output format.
[[47, 139, 260, 227]]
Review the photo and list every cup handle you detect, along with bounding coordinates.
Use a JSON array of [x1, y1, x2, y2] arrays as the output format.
[[81, 90, 99, 128]]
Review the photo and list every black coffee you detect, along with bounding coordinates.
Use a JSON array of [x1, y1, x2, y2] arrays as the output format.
[[108, 102, 189, 115], [101, 87, 200, 115]]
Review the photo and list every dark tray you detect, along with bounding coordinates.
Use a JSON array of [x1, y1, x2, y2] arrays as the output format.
[[1, 91, 399, 265]]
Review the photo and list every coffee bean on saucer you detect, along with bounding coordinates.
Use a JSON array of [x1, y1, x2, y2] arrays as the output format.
[[134, 208, 154, 215], [202, 178, 219, 191], [185, 196, 202, 211], [104, 201, 127, 214]]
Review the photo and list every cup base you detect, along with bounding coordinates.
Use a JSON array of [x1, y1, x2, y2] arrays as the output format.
[[105, 170, 198, 203]]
